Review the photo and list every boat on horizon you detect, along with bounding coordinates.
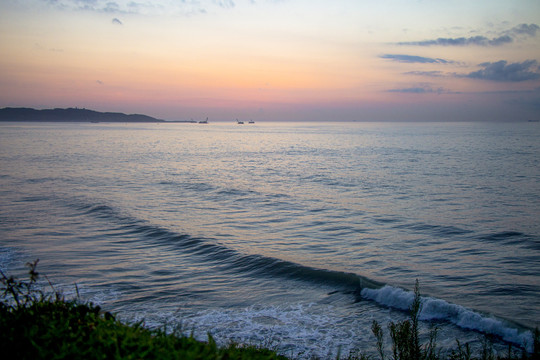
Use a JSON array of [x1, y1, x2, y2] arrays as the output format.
[[236, 119, 244, 124], [199, 117, 209, 124], [248, 119, 255, 124]]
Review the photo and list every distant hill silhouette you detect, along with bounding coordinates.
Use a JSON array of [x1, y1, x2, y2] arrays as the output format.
[[0, 107, 165, 122]]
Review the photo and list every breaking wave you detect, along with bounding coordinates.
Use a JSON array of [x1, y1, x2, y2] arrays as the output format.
[[361, 286, 534, 351]]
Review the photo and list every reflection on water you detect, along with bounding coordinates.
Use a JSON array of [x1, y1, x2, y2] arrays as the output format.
[[0, 121, 538, 357]]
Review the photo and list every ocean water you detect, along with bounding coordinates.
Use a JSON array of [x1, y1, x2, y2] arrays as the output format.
[[0, 121, 538, 358]]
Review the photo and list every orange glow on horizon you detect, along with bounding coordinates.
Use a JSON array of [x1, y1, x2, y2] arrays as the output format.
[[1, 1, 539, 121]]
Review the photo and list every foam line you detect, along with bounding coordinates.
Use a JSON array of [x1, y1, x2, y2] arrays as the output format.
[[361, 285, 534, 351]]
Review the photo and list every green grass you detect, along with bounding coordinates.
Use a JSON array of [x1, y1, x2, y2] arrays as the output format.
[[1, 260, 539, 360], [0, 260, 287, 359]]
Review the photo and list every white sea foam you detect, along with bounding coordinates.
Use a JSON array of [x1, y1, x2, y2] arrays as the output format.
[[361, 285, 534, 351], [179, 303, 374, 359]]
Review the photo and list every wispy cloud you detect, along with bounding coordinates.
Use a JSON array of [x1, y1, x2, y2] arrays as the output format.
[[398, 23, 539, 47], [473, 88, 540, 95], [31, 0, 231, 16], [386, 84, 455, 94], [506, 23, 540, 37], [404, 71, 445, 77], [465, 60, 540, 82], [59, 0, 123, 13], [403, 61, 540, 82], [399, 35, 512, 47], [213, 0, 235, 9], [380, 54, 453, 64], [387, 87, 433, 94]]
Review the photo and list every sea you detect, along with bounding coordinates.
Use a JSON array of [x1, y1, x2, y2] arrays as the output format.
[[0, 121, 538, 358]]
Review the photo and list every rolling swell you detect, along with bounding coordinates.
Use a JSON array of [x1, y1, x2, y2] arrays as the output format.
[[393, 222, 473, 237], [130, 223, 382, 293], [70, 199, 535, 351], [71, 199, 382, 294], [478, 231, 540, 250]]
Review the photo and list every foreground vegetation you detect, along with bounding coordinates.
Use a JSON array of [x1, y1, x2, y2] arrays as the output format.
[[1, 261, 539, 360], [0, 260, 286, 359], [369, 281, 539, 360]]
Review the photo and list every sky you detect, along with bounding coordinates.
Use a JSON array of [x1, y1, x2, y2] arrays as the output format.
[[1, 0, 540, 121]]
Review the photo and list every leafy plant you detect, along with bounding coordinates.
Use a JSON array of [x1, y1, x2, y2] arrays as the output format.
[[0, 259, 42, 308], [371, 280, 439, 360], [0, 260, 287, 359]]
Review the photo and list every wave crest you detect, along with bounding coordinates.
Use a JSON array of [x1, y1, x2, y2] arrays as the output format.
[[361, 285, 534, 351]]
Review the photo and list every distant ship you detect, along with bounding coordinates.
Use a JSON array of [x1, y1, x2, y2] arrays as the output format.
[[248, 119, 255, 124], [199, 117, 209, 124], [236, 119, 244, 124]]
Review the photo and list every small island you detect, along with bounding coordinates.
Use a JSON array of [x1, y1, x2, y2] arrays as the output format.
[[0, 107, 168, 123]]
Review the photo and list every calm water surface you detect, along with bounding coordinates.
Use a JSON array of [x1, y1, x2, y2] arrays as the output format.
[[0, 121, 538, 358]]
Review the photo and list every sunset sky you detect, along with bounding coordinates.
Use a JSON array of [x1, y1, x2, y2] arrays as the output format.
[[1, 0, 539, 121]]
